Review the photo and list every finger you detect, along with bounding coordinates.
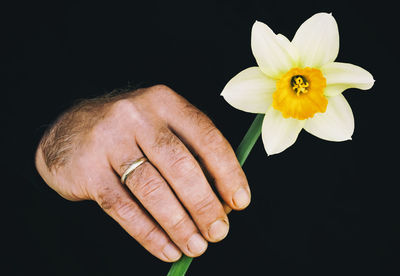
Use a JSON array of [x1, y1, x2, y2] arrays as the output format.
[[199, 161, 232, 215], [93, 171, 182, 262], [162, 95, 251, 210], [105, 132, 208, 257], [114, 157, 208, 257], [136, 123, 230, 243]]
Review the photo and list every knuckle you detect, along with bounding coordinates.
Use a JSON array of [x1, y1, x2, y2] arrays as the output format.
[[226, 163, 245, 179], [170, 154, 197, 177], [169, 214, 191, 233], [182, 105, 228, 148], [135, 176, 164, 200], [154, 127, 180, 150], [115, 201, 140, 222], [110, 98, 136, 114], [140, 224, 160, 243], [183, 103, 208, 124], [150, 84, 172, 92], [148, 84, 175, 98], [97, 187, 140, 222], [107, 98, 143, 125], [201, 125, 226, 146], [193, 194, 216, 216]]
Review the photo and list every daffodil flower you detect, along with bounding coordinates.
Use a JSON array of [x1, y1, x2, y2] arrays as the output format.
[[167, 12, 375, 276], [221, 12, 375, 155]]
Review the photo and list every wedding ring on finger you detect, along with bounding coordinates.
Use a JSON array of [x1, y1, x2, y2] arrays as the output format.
[[120, 157, 148, 185]]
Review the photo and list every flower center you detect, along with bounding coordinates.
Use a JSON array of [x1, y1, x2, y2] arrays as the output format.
[[291, 75, 309, 96], [272, 67, 327, 120]]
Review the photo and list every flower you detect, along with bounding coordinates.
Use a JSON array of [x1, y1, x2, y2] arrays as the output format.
[[221, 12, 375, 155]]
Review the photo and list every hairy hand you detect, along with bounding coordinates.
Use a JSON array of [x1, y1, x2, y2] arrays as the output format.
[[35, 85, 250, 262]]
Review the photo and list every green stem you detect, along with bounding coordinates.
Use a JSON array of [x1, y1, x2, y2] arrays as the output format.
[[235, 114, 265, 166], [166, 255, 193, 276], [166, 114, 265, 276]]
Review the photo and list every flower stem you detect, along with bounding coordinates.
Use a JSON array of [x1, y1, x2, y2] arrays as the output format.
[[166, 114, 264, 276], [166, 255, 193, 276], [235, 114, 265, 166]]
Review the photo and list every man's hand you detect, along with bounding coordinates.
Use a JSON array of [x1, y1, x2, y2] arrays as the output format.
[[35, 85, 250, 262]]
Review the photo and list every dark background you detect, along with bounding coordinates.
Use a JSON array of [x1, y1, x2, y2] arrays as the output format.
[[3, 1, 398, 275]]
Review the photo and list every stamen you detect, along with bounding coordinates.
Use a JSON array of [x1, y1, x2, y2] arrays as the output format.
[[291, 75, 309, 96], [273, 67, 327, 120]]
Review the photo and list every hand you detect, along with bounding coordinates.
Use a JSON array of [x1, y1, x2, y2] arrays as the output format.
[[35, 85, 250, 262]]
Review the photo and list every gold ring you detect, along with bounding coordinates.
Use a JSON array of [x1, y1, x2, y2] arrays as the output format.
[[120, 157, 148, 185]]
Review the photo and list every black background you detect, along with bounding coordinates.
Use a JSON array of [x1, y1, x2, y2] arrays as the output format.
[[3, 1, 399, 275]]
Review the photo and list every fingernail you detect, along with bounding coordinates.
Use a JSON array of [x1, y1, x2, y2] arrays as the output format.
[[162, 243, 182, 261], [208, 219, 229, 241], [233, 188, 250, 209], [187, 233, 208, 255]]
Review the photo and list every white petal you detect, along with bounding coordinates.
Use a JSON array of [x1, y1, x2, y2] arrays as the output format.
[[262, 107, 305, 155], [276, 33, 299, 66], [321, 62, 375, 96], [292, 13, 339, 68], [251, 21, 295, 79], [304, 94, 354, 141], [221, 67, 276, 113]]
